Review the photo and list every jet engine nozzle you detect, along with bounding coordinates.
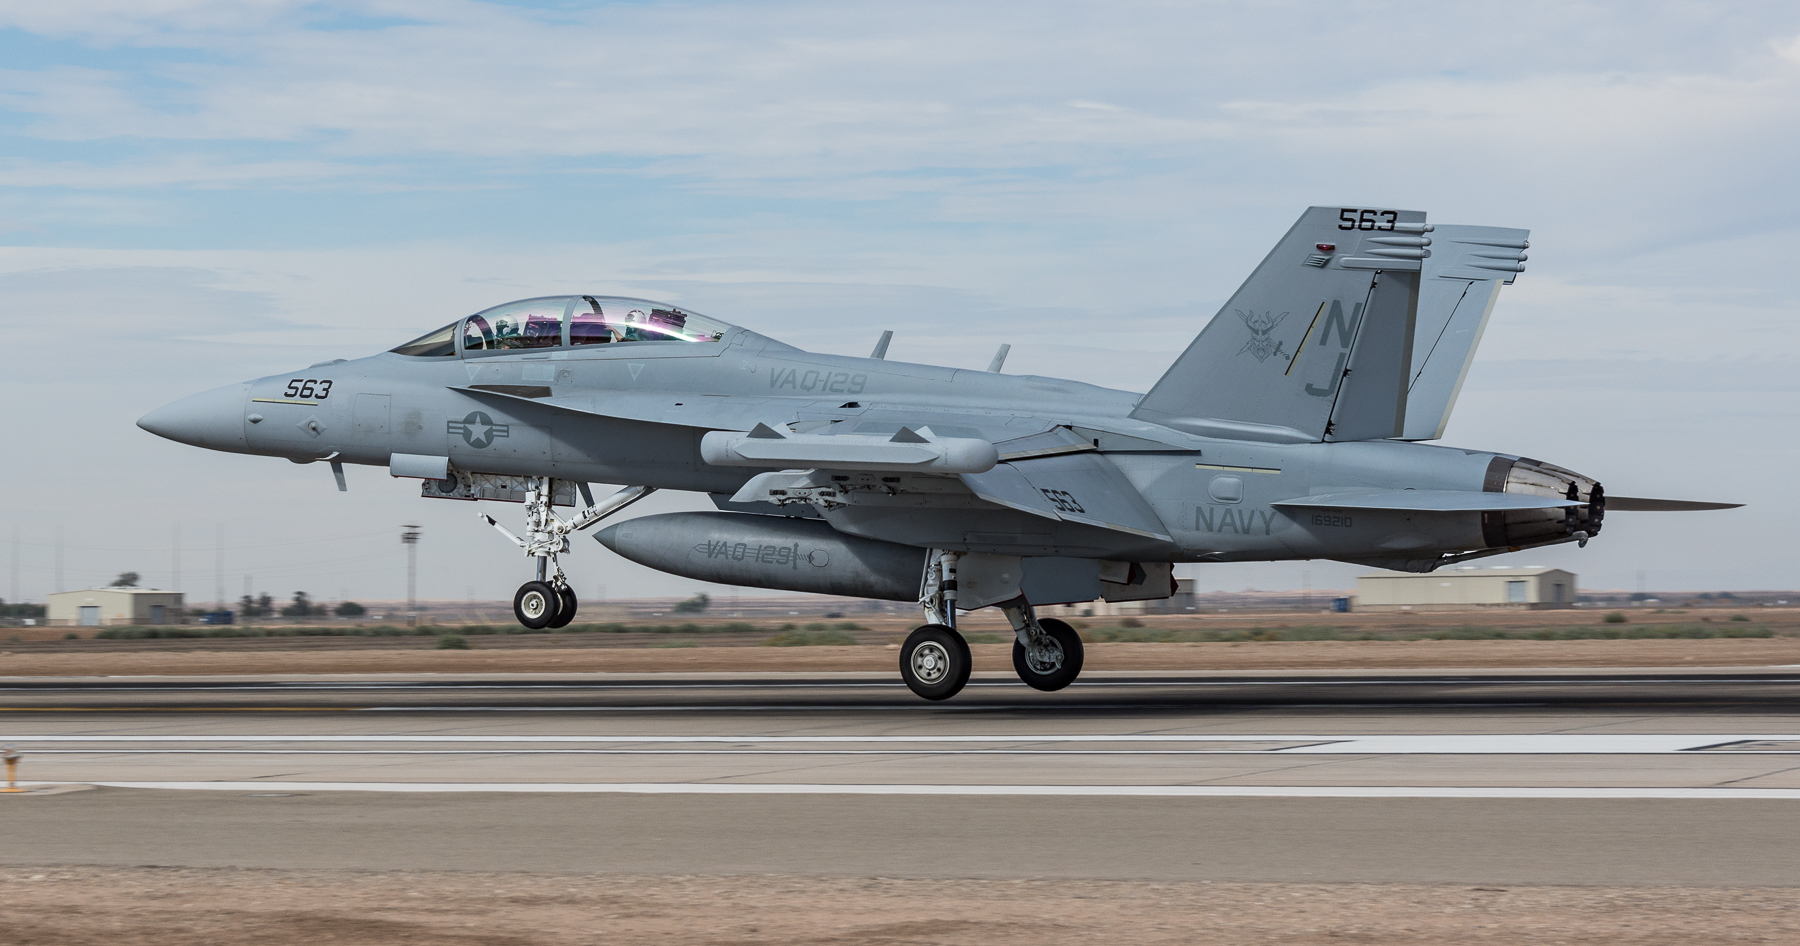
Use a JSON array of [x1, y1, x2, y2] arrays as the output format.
[[137, 383, 251, 453], [1482, 457, 1604, 549]]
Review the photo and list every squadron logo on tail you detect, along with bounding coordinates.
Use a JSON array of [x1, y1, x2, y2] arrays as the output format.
[[1235, 310, 1289, 363]]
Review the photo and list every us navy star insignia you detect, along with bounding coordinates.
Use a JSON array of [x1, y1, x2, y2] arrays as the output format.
[[447, 411, 510, 449]]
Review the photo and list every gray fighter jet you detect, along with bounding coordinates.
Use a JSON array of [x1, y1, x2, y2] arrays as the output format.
[[139, 206, 1738, 699]]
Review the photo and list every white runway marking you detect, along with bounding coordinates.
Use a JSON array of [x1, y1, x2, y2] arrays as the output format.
[[4, 734, 1796, 753], [33, 781, 1800, 799]]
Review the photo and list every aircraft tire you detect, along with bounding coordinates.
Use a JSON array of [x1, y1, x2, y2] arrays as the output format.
[[899, 624, 971, 701], [1011, 617, 1084, 691], [513, 581, 560, 630], [547, 586, 578, 628]]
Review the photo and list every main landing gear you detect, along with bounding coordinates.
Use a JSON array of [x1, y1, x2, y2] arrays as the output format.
[[482, 478, 655, 629], [897, 551, 1085, 701]]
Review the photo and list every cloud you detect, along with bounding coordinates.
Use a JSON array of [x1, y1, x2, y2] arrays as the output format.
[[0, 156, 364, 189], [1777, 32, 1800, 64], [5, 2, 1800, 598]]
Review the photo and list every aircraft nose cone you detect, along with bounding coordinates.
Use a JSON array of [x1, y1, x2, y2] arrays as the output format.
[[138, 383, 250, 451]]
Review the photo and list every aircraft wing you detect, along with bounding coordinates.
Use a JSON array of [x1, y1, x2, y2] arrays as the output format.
[[456, 383, 1176, 544]]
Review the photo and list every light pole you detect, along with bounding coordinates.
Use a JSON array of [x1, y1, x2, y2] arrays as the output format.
[[401, 525, 421, 626]]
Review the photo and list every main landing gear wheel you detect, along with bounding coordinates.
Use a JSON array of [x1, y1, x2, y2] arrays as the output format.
[[899, 624, 971, 701], [1013, 617, 1084, 691], [514, 580, 560, 630], [547, 586, 578, 629]]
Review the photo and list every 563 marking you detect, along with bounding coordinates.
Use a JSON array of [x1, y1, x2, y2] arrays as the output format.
[[283, 379, 334, 399], [1337, 208, 1399, 231]]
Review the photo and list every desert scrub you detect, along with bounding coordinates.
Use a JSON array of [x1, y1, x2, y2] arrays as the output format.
[[764, 626, 860, 646], [1079, 624, 1776, 644]]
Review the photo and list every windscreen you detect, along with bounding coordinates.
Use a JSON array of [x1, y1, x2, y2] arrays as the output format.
[[390, 321, 458, 357]]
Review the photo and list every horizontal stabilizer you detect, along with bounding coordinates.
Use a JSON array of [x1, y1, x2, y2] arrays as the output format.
[[1274, 490, 1584, 513], [1605, 497, 1743, 512]]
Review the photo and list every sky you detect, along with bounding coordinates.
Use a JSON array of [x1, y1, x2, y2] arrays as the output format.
[[4, 0, 1799, 606]]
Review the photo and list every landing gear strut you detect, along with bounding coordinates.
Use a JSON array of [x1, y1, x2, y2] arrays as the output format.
[[482, 478, 655, 629], [900, 550, 972, 700]]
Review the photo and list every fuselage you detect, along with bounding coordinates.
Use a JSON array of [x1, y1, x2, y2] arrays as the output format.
[[141, 310, 1599, 574]]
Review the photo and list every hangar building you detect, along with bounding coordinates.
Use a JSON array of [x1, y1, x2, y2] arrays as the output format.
[[1357, 566, 1576, 611], [47, 588, 185, 627]]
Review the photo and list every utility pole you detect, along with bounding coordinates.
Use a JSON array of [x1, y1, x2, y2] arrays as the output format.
[[215, 524, 224, 611], [401, 525, 421, 626], [172, 522, 181, 595], [54, 526, 63, 593], [9, 526, 18, 606]]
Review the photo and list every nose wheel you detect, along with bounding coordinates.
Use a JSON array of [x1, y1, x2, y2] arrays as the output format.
[[514, 580, 560, 629], [513, 581, 578, 629], [550, 585, 577, 628]]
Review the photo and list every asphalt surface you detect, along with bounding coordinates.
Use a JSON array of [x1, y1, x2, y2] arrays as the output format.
[[5, 668, 1800, 710], [2, 668, 1798, 884]]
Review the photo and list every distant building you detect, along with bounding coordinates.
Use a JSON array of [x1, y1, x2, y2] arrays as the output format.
[[46, 588, 185, 627], [1356, 567, 1576, 611]]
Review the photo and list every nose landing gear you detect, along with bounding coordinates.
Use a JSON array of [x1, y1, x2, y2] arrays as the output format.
[[482, 478, 654, 629]]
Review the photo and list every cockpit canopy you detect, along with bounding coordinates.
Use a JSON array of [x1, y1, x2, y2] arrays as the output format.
[[391, 295, 732, 357]]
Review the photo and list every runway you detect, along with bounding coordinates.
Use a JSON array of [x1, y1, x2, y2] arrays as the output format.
[[6, 667, 1800, 709], [3, 668, 1799, 884]]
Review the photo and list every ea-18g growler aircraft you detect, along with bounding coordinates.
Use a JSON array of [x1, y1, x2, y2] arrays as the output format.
[[140, 206, 1738, 700]]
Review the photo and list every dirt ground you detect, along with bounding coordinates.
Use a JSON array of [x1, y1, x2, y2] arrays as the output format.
[[1, 637, 1799, 676], [5, 608, 1799, 675], [3, 867, 1793, 946]]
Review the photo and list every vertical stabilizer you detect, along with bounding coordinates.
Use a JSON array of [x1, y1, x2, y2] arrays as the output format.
[[1399, 225, 1530, 440], [1130, 206, 1431, 443]]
